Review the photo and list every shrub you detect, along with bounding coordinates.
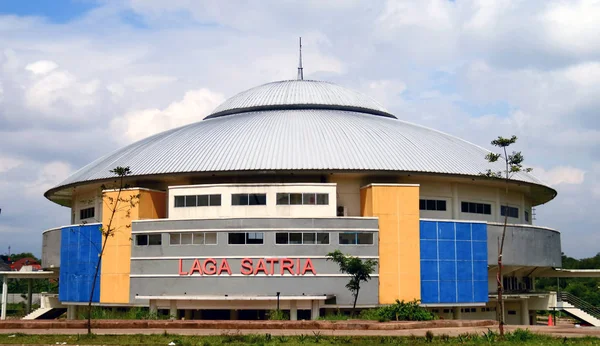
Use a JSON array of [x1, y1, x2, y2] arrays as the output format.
[[267, 309, 289, 320], [359, 299, 436, 322], [319, 310, 349, 321]]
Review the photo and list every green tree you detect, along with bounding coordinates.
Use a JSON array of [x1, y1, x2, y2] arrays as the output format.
[[85, 166, 139, 335], [481, 135, 531, 337], [326, 250, 378, 316]]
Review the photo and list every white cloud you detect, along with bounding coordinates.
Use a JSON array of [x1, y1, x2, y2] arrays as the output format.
[[25, 60, 58, 75], [532, 166, 586, 186], [24, 161, 72, 196], [111, 88, 225, 144], [542, 0, 600, 55], [123, 75, 177, 92], [0, 156, 22, 173]]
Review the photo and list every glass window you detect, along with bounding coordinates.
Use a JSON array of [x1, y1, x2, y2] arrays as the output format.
[[246, 232, 264, 244], [180, 233, 192, 245], [148, 234, 162, 246], [185, 195, 196, 207], [303, 232, 316, 244], [317, 233, 329, 245], [174, 196, 185, 208], [290, 193, 302, 205], [476, 203, 484, 214], [339, 233, 356, 245], [462, 201, 491, 215], [275, 232, 288, 244], [205, 232, 217, 245], [461, 202, 468, 213], [357, 232, 374, 245], [303, 193, 316, 205], [231, 194, 248, 206], [80, 207, 95, 220], [249, 194, 266, 205], [426, 200, 436, 210], [484, 204, 491, 215], [135, 235, 148, 246], [419, 199, 426, 210], [276, 193, 290, 205], [169, 233, 180, 245], [289, 232, 302, 244], [197, 195, 209, 207], [209, 194, 221, 206], [228, 233, 245, 244], [316, 194, 329, 205], [525, 211, 530, 222], [193, 233, 204, 245], [436, 200, 447, 211]]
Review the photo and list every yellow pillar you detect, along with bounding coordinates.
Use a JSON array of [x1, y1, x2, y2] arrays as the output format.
[[361, 184, 421, 304], [100, 188, 166, 303]]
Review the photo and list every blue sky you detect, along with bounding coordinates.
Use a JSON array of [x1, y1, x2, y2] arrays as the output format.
[[0, 0, 599, 259]]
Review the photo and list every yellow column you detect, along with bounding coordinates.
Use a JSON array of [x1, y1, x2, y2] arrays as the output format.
[[361, 184, 421, 304], [100, 189, 166, 303]]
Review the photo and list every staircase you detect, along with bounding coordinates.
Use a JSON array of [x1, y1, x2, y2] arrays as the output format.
[[22, 293, 66, 320], [557, 292, 600, 326]]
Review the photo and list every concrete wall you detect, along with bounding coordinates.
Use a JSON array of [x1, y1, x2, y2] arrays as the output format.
[[487, 223, 561, 267], [42, 227, 61, 269], [168, 183, 337, 219], [130, 217, 379, 307]]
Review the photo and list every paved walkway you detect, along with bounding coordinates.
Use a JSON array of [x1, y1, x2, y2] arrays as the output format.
[[1, 325, 599, 338]]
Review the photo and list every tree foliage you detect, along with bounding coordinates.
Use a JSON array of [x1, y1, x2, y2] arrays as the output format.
[[327, 250, 377, 315]]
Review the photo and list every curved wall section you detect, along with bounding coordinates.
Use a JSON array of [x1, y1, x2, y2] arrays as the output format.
[[487, 223, 561, 267], [42, 227, 61, 269]]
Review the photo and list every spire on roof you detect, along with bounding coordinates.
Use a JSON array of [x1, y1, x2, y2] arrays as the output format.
[[297, 37, 304, 80]]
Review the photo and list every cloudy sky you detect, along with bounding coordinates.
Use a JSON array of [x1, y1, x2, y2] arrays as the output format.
[[0, 0, 598, 258]]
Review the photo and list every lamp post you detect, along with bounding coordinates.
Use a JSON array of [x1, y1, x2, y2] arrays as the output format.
[[276, 292, 280, 312]]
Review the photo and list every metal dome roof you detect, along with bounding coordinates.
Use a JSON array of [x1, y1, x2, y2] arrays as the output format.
[[46, 79, 555, 204], [206, 80, 395, 119]]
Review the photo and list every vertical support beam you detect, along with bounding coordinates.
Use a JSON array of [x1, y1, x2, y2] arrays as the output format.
[[26, 279, 33, 314], [451, 183, 459, 219], [149, 299, 157, 316], [521, 299, 529, 326], [290, 301, 298, 321], [453, 307, 462, 320], [67, 305, 78, 320], [310, 300, 320, 320], [169, 300, 177, 320], [1, 275, 7, 320]]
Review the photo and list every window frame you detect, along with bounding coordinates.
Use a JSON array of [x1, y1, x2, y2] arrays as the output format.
[[419, 199, 447, 211], [500, 205, 519, 219], [273, 232, 330, 245], [460, 201, 492, 215], [232, 193, 267, 206], [169, 232, 218, 246], [174, 194, 222, 208], [135, 234, 162, 246], [276, 192, 330, 206], [338, 232, 375, 246], [79, 207, 95, 220]]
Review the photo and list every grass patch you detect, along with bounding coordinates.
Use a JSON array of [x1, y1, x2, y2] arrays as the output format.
[[0, 330, 598, 345]]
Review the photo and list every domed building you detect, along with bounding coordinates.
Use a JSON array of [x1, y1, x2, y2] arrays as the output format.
[[30, 60, 589, 325]]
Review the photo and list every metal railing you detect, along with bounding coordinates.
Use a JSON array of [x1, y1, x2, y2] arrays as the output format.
[[559, 292, 600, 321]]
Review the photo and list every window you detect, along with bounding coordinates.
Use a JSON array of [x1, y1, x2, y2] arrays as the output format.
[[135, 234, 162, 246], [232, 194, 266, 206], [228, 232, 264, 245], [174, 194, 221, 208], [339, 232, 374, 245], [501, 206, 519, 218], [525, 210, 530, 222], [80, 207, 95, 220], [419, 199, 447, 211], [169, 232, 218, 245], [461, 202, 492, 215], [276, 193, 329, 205], [275, 232, 329, 245]]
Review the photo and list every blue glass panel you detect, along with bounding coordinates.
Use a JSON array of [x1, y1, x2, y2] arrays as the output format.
[[437, 222, 455, 240], [472, 241, 487, 261], [421, 280, 439, 304], [420, 240, 438, 260], [457, 281, 474, 303], [439, 261, 456, 281], [474, 281, 489, 302], [456, 261, 473, 281], [473, 261, 488, 281], [420, 260, 439, 281], [438, 240, 455, 260], [455, 223, 471, 241], [439, 281, 457, 303], [420, 221, 437, 240], [456, 241, 472, 260], [472, 223, 487, 241]]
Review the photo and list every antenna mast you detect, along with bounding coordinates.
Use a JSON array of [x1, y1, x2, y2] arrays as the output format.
[[297, 37, 304, 80]]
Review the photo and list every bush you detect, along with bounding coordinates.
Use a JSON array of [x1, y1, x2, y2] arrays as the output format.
[[359, 299, 436, 322], [267, 309, 289, 320], [319, 310, 349, 321]]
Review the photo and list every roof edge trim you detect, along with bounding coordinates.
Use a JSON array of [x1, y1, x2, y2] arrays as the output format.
[[205, 104, 397, 120]]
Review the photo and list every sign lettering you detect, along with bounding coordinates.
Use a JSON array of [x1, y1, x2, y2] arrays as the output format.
[[177, 258, 317, 276]]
